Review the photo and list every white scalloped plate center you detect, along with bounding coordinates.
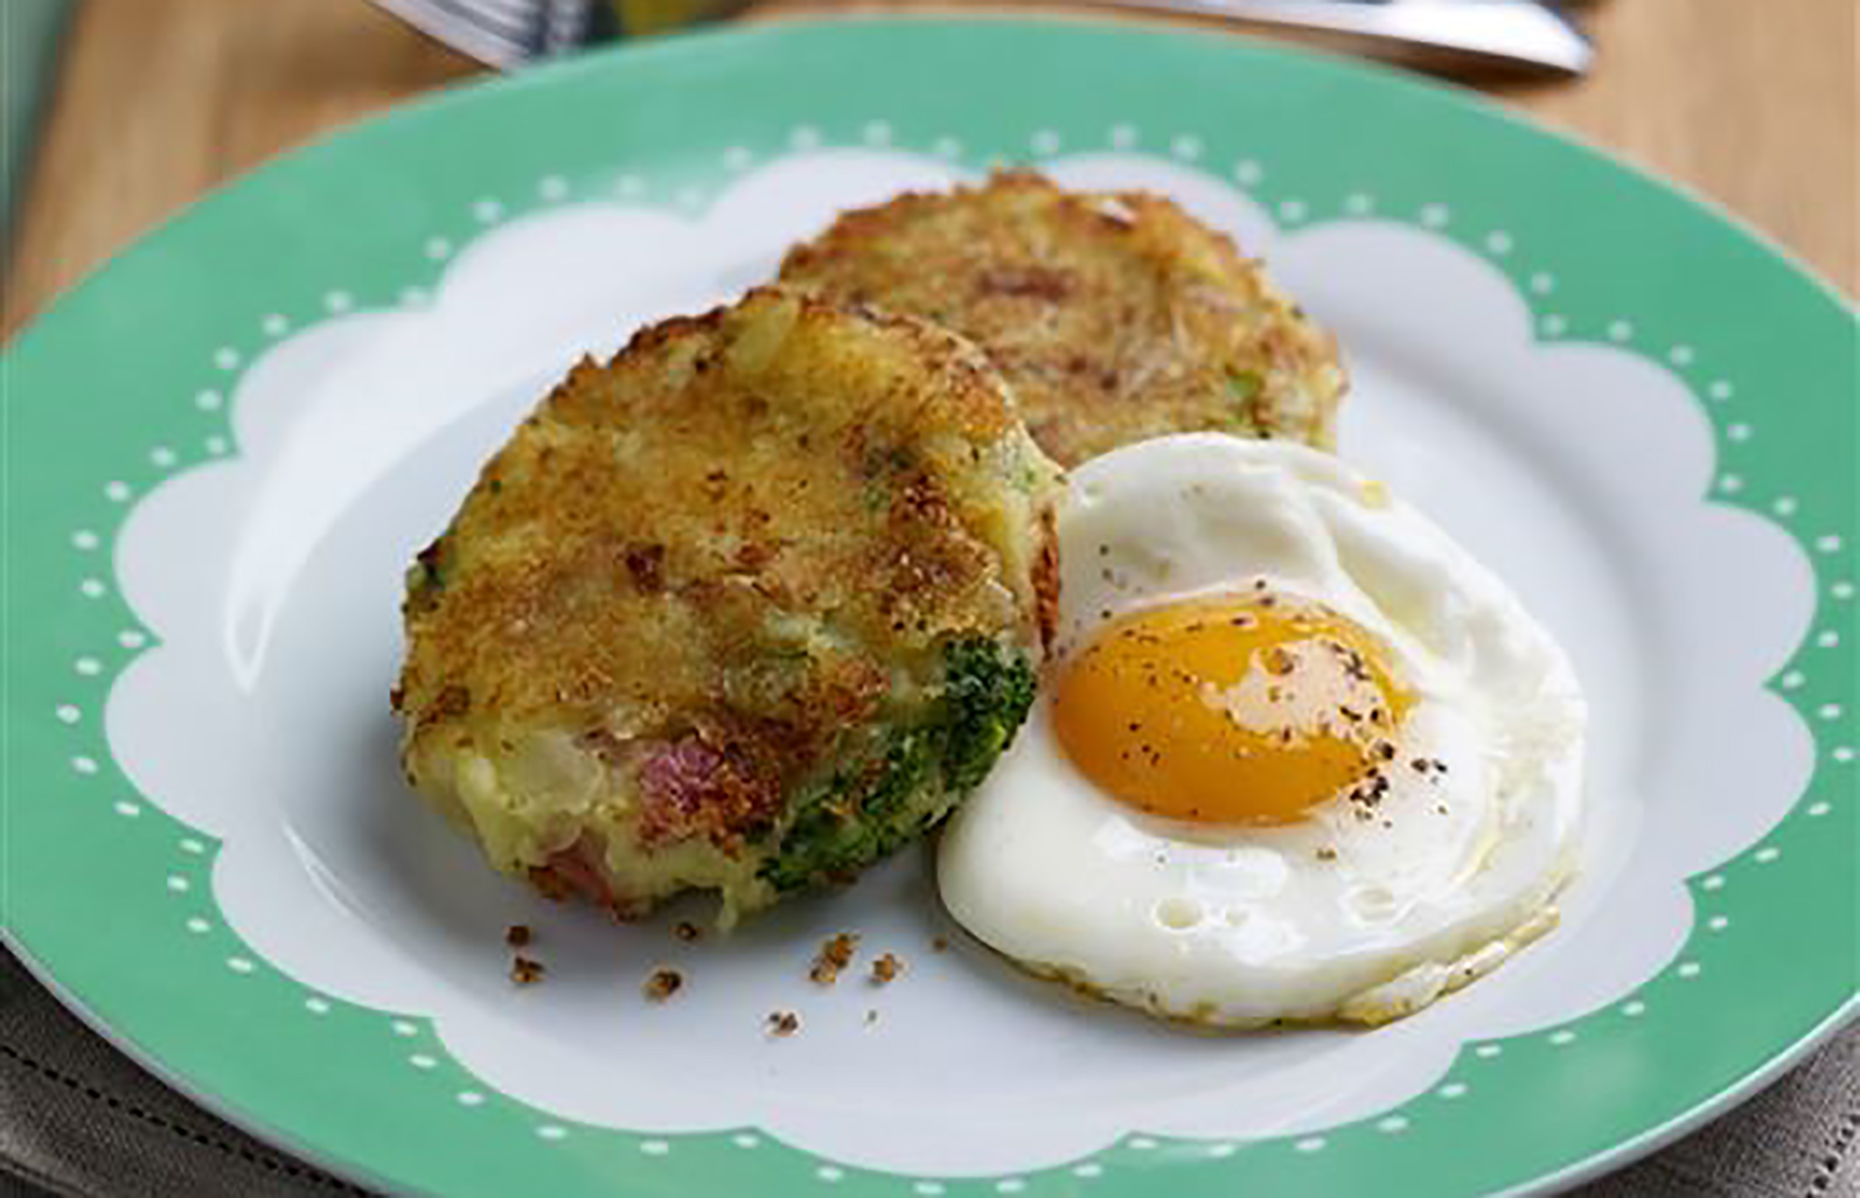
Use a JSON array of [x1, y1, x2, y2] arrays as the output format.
[[105, 149, 1815, 1176]]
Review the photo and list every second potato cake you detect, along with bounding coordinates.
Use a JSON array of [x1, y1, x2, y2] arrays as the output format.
[[394, 287, 1063, 926], [779, 171, 1347, 467]]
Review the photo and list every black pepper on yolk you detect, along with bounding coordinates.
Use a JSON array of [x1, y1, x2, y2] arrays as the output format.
[[1051, 593, 1415, 826]]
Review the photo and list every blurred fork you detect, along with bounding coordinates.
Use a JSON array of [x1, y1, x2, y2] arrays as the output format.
[[1064, 1, 1593, 76], [373, 0, 1592, 77]]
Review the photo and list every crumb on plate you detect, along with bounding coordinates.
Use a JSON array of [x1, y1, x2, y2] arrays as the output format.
[[809, 931, 861, 985], [643, 967, 683, 1002]]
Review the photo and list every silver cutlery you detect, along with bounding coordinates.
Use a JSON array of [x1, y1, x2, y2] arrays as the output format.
[[373, 0, 1592, 78]]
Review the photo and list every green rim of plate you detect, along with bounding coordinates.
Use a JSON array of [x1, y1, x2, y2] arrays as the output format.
[[3, 18, 1855, 1197]]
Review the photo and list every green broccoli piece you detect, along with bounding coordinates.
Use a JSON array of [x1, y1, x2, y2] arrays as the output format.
[[1225, 368, 1263, 403], [940, 635, 1039, 792], [404, 534, 457, 616], [758, 635, 1037, 895], [415, 537, 449, 591], [1223, 368, 1266, 433]]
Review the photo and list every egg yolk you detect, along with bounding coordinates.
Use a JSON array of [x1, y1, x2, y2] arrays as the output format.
[[1052, 593, 1414, 826]]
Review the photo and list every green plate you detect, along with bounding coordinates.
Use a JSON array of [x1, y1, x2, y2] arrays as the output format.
[[4, 18, 1854, 1197]]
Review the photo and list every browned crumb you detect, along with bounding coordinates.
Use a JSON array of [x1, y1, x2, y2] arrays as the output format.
[[1316, 847, 1338, 862], [529, 869, 575, 903], [870, 952, 904, 985], [510, 955, 546, 985], [642, 967, 683, 1002], [673, 921, 703, 943], [505, 924, 532, 948], [809, 932, 861, 986], [932, 935, 950, 953], [766, 1010, 801, 1037]]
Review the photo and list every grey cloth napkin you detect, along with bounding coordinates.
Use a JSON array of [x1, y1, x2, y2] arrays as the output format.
[[1, 947, 1854, 1197]]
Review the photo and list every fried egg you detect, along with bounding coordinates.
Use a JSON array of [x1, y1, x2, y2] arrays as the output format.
[[936, 434, 1586, 1027]]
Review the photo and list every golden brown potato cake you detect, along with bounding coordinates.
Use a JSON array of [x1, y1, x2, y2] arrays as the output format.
[[394, 287, 1062, 925], [779, 171, 1347, 467]]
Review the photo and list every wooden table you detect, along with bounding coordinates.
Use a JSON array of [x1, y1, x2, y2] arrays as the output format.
[[4, 0, 1854, 341]]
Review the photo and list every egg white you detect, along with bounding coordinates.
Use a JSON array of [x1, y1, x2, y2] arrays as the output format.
[[936, 434, 1587, 1027]]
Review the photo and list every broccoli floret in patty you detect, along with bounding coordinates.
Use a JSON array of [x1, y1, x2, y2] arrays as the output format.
[[940, 636, 1039, 791], [759, 636, 1038, 895]]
